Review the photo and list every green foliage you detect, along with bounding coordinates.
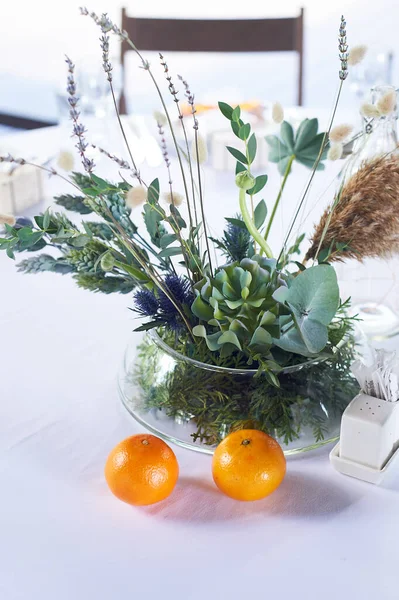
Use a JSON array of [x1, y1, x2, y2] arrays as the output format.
[[210, 214, 251, 262], [266, 119, 328, 175], [134, 331, 358, 445], [74, 273, 136, 294], [17, 254, 74, 274], [84, 221, 115, 241], [54, 194, 92, 214], [273, 265, 340, 356], [65, 240, 108, 273], [191, 256, 280, 360]]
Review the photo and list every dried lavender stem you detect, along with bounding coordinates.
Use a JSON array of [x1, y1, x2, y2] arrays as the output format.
[[178, 74, 201, 227], [194, 127, 213, 275], [0, 155, 81, 192], [156, 121, 194, 284], [81, 10, 192, 228]]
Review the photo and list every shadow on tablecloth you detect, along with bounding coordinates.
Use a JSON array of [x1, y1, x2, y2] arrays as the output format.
[[141, 471, 359, 524]]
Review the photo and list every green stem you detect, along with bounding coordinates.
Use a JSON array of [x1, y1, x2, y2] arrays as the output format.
[[263, 154, 294, 244], [239, 189, 273, 258]]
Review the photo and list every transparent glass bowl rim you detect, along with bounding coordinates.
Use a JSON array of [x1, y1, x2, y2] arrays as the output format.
[[146, 329, 350, 376]]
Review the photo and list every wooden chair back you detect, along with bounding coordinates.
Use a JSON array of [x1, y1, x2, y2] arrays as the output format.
[[120, 8, 304, 112]]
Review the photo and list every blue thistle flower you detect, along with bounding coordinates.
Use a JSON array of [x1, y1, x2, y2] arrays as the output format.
[[222, 217, 250, 262], [158, 274, 194, 315], [133, 289, 159, 316]]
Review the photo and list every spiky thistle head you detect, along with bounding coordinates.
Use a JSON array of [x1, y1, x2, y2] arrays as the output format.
[[134, 289, 159, 316]]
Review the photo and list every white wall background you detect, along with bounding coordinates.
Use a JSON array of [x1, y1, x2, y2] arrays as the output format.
[[0, 0, 397, 116]]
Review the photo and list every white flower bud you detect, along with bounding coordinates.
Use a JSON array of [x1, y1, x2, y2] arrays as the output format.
[[0, 213, 16, 226], [360, 103, 381, 119], [376, 89, 397, 116], [57, 151, 74, 171], [329, 124, 353, 143], [153, 111, 167, 126], [348, 45, 368, 66], [327, 143, 343, 161], [163, 191, 184, 206], [191, 134, 208, 164], [272, 102, 284, 124], [125, 186, 147, 209]]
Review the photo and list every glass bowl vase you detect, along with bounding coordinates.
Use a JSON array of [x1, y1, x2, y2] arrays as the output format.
[[117, 330, 359, 456]]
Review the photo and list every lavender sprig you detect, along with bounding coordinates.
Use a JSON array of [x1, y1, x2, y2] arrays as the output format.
[[91, 144, 140, 177], [100, 28, 112, 83], [65, 56, 95, 173], [81, 11, 143, 183], [339, 15, 349, 81]]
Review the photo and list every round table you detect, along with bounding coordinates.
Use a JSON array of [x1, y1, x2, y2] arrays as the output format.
[[1, 123, 399, 600]]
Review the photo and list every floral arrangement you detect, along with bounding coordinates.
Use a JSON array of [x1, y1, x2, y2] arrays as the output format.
[[2, 11, 397, 447]]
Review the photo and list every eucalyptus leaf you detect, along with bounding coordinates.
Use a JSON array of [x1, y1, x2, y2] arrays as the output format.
[[43, 210, 51, 231], [238, 123, 251, 141], [218, 101, 234, 120], [160, 233, 178, 248], [226, 146, 248, 165], [273, 265, 339, 354], [231, 121, 240, 137], [247, 134, 257, 164], [254, 200, 267, 229], [158, 246, 183, 258], [247, 174, 268, 195], [231, 106, 241, 122], [235, 162, 246, 174], [147, 178, 160, 205], [225, 217, 248, 229]]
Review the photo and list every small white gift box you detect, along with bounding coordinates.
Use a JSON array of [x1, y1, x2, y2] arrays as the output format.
[[0, 165, 43, 215], [330, 393, 399, 484]]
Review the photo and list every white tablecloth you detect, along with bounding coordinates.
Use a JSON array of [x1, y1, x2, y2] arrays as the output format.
[[2, 124, 399, 600]]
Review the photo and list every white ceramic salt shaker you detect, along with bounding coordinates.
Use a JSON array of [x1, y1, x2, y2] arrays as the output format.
[[330, 349, 399, 484]]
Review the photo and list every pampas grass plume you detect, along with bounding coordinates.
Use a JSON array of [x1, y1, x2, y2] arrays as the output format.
[[0, 213, 16, 226], [327, 143, 343, 161], [126, 186, 147, 208], [376, 89, 397, 116], [191, 134, 208, 164], [329, 124, 353, 143], [163, 191, 184, 206], [348, 45, 368, 66], [306, 155, 399, 262], [272, 102, 284, 124]]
